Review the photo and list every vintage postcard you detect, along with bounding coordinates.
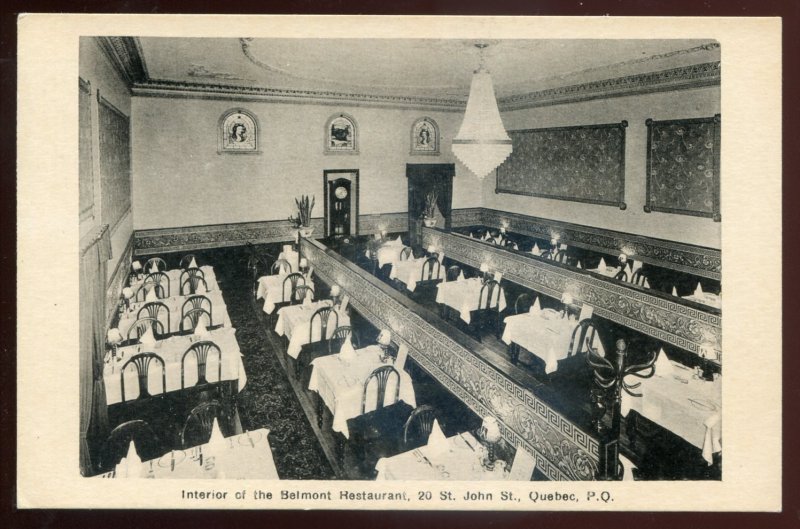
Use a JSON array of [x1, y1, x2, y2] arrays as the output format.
[[16, 14, 781, 510]]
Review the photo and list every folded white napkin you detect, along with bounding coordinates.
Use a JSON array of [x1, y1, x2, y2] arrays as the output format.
[[189, 257, 198, 269], [598, 257, 607, 270], [365, 249, 371, 258], [339, 338, 357, 360], [469, 233, 475, 238], [395, 235, 402, 244], [532, 243, 540, 255], [395, 343, 408, 370], [194, 319, 209, 337], [123, 440, 142, 479], [145, 287, 158, 302], [437, 252, 444, 263], [695, 282, 704, 296], [576, 260, 582, 269], [530, 297, 541, 314], [493, 271, 503, 282], [578, 304, 593, 321], [672, 286, 679, 297], [425, 419, 448, 454], [512, 243, 519, 250], [149, 264, 158, 274], [139, 324, 156, 345], [643, 278, 651, 289], [195, 281, 206, 294], [655, 348, 674, 377], [457, 271, 466, 282], [208, 417, 226, 447], [632, 260, 643, 272], [303, 292, 313, 306]]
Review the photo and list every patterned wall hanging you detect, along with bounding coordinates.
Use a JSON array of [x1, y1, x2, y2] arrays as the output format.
[[79, 77, 94, 222], [97, 91, 131, 231], [219, 108, 259, 153], [325, 113, 358, 154], [644, 115, 721, 221], [410, 117, 440, 155], [496, 122, 627, 209]]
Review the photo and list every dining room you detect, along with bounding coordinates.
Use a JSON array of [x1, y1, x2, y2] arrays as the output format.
[[77, 34, 723, 483]]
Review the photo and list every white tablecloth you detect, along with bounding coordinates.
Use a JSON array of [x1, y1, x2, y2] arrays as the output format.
[[375, 432, 508, 481], [389, 257, 443, 292], [374, 239, 406, 268], [501, 310, 580, 373], [117, 290, 231, 337], [621, 362, 721, 464], [274, 300, 351, 359], [682, 292, 722, 309], [308, 345, 416, 438], [104, 326, 246, 404], [435, 278, 507, 323], [130, 265, 220, 296], [256, 274, 314, 314], [95, 429, 278, 479]]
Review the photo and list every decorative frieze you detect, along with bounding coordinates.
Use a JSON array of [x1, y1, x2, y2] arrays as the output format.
[[301, 237, 600, 481], [423, 228, 721, 362]]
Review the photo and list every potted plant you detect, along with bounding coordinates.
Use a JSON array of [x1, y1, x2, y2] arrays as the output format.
[[288, 195, 316, 237], [422, 190, 438, 227]]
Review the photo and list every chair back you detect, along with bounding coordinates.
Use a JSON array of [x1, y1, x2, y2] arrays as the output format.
[[281, 272, 306, 302], [420, 257, 441, 281], [125, 317, 166, 345], [554, 251, 569, 264], [478, 280, 503, 311], [179, 266, 205, 284], [181, 401, 225, 449], [137, 301, 170, 332], [120, 352, 166, 401], [181, 340, 222, 388], [182, 294, 212, 317], [180, 275, 209, 296], [179, 254, 197, 270], [272, 258, 292, 275], [143, 257, 167, 273], [309, 306, 339, 343], [567, 319, 600, 357], [631, 269, 647, 287], [503, 238, 517, 249], [402, 404, 437, 449], [294, 285, 315, 304], [328, 326, 359, 355], [181, 307, 212, 332], [361, 365, 401, 414], [99, 420, 162, 471], [540, 249, 553, 260], [614, 269, 629, 282], [514, 293, 533, 314], [446, 265, 461, 282], [399, 246, 413, 261], [143, 272, 170, 298]]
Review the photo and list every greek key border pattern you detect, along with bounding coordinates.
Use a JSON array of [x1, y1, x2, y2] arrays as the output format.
[[358, 212, 409, 235], [301, 238, 599, 481], [479, 208, 721, 280], [424, 228, 721, 361]]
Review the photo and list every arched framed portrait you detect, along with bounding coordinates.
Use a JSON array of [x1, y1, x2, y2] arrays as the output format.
[[219, 108, 259, 153], [410, 117, 439, 155], [325, 113, 358, 154]]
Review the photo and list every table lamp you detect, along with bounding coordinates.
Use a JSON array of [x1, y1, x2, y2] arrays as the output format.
[[426, 244, 437, 257], [550, 237, 558, 249], [330, 284, 341, 305], [561, 293, 574, 319], [479, 262, 489, 283], [299, 257, 308, 274], [121, 287, 134, 312], [377, 329, 393, 362], [480, 416, 502, 470], [131, 260, 143, 281], [618, 253, 628, 266]]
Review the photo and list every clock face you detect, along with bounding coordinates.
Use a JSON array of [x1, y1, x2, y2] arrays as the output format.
[[334, 186, 348, 199]]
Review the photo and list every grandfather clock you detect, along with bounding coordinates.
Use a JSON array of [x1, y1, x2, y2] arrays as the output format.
[[327, 177, 351, 238]]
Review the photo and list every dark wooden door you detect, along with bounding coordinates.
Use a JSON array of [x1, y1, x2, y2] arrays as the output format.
[[406, 164, 455, 248]]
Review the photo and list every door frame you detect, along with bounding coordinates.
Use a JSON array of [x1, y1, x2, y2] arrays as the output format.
[[323, 169, 360, 238]]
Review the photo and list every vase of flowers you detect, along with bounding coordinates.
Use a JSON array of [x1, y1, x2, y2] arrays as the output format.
[[422, 190, 438, 227], [289, 195, 315, 237]]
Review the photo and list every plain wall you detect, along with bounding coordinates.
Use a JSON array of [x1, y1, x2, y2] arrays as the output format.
[[131, 97, 483, 230], [484, 86, 721, 248]]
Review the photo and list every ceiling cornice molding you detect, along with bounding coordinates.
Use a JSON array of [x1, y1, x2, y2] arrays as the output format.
[[95, 36, 148, 86], [499, 61, 720, 111]]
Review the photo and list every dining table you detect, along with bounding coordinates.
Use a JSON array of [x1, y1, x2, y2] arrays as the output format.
[[308, 345, 416, 438], [104, 326, 246, 404], [435, 277, 507, 324], [129, 265, 221, 296], [274, 299, 350, 359], [621, 360, 722, 464], [117, 289, 231, 338], [389, 256, 443, 292], [256, 273, 315, 315], [95, 428, 279, 479], [372, 238, 406, 268], [374, 431, 509, 481], [501, 309, 584, 373]]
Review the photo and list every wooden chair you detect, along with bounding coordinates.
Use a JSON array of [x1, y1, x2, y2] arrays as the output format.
[[614, 269, 629, 282], [402, 404, 437, 450], [420, 257, 441, 282], [142, 272, 170, 298], [143, 257, 167, 273], [120, 353, 166, 402], [514, 293, 534, 315], [472, 280, 504, 341], [328, 326, 359, 355], [399, 246, 413, 261], [631, 269, 647, 287], [180, 307, 212, 333], [567, 319, 600, 357], [180, 401, 227, 449], [181, 341, 222, 389], [181, 295, 212, 324], [271, 258, 292, 275], [540, 249, 553, 260], [137, 301, 170, 332], [293, 285, 315, 305], [99, 419, 163, 472], [446, 265, 461, 282], [179, 266, 205, 284], [294, 306, 340, 378], [125, 317, 167, 345], [281, 273, 306, 303], [309, 306, 339, 344], [361, 365, 401, 414], [179, 254, 198, 270], [180, 275, 209, 296]]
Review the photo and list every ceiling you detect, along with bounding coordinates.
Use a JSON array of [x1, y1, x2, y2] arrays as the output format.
[[136, 38, 720, 101]]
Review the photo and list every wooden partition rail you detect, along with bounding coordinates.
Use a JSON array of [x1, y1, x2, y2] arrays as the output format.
[[422, 227, 721, 363], [300, 236, 600, 481]]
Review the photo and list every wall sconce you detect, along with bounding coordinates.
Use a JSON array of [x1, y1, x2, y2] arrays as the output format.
[[377, 329, 393, 362], [120, 287, 134, 314]]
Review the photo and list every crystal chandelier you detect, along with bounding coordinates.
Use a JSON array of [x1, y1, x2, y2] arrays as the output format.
[[452, 43, 513, 180]]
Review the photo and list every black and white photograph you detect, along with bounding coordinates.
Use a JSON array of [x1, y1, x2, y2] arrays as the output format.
[[16, 14, 782, 512]]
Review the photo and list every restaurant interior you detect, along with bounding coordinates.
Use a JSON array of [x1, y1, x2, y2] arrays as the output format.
[[79, 36, 722, 482]]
